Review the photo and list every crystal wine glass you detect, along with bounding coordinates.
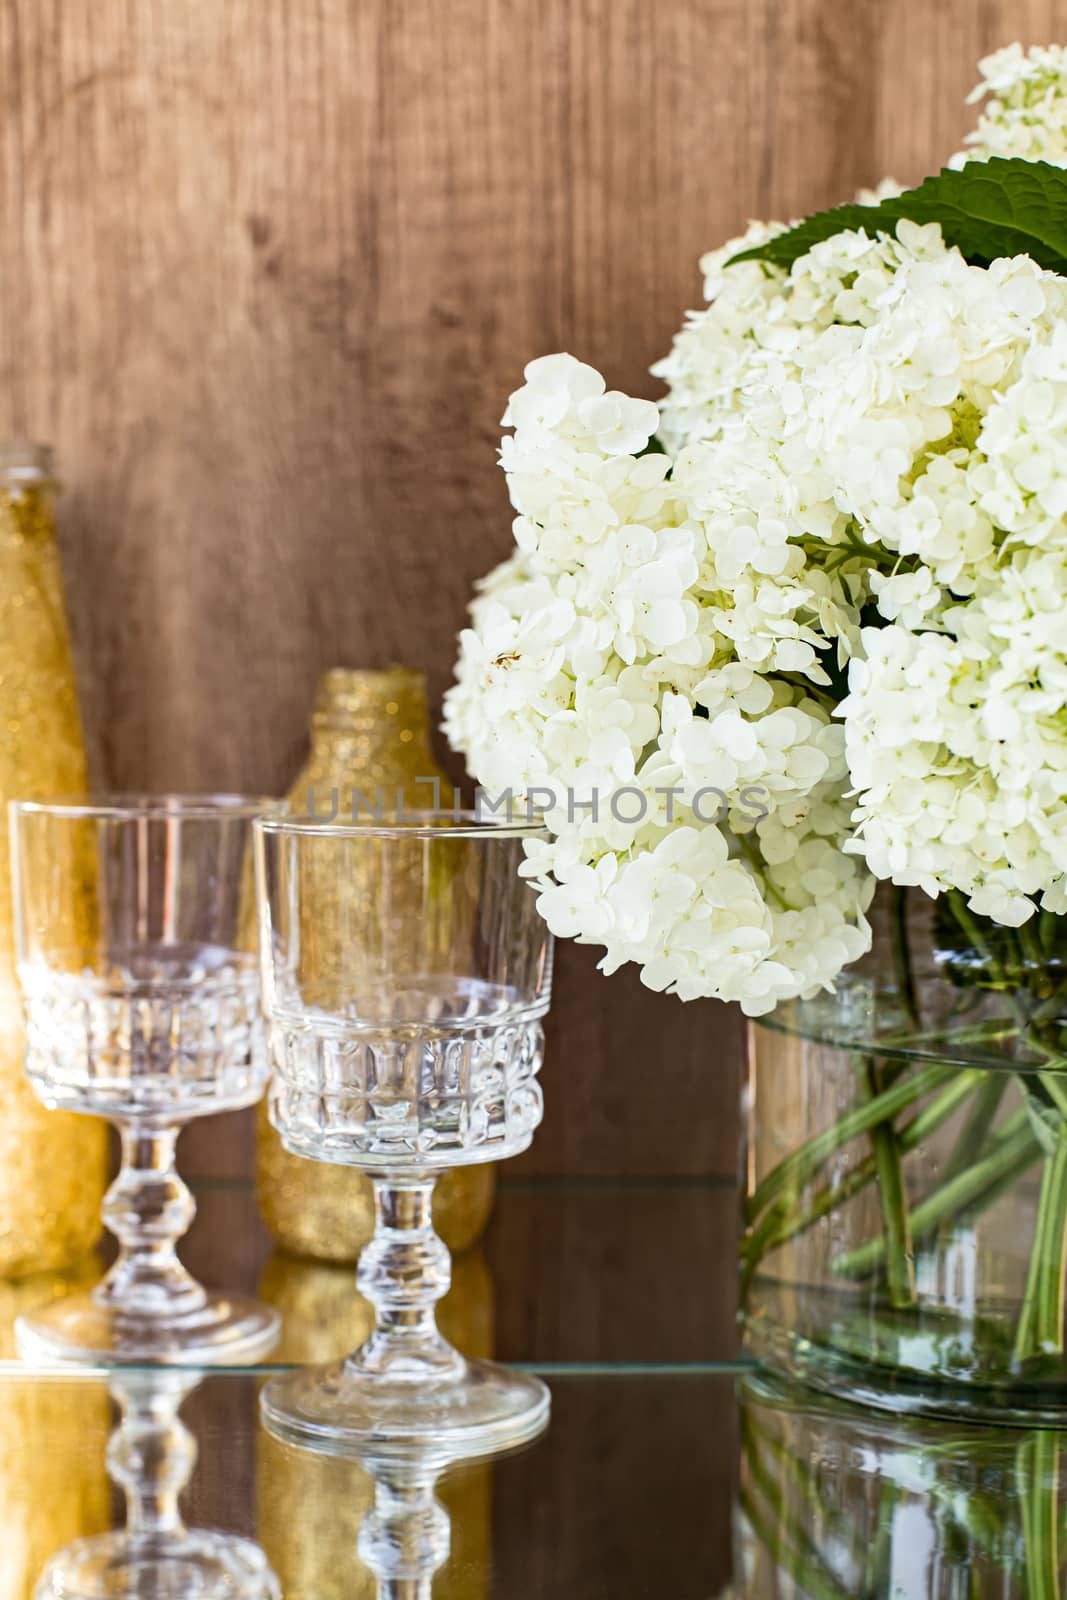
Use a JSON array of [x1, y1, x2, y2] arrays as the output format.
[[254, 809, 554, 1455], [35, 1370, 280, 1599], [10, 795, 281, 1365]]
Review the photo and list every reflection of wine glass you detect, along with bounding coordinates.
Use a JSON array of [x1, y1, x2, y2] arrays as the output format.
[[355, 1452, 453, 1597], [344, 1430, 546, 1598], [255, 812, 553, 1456], [259, 1414, 523, 1600], [9, 797, 280, 1364], [257, 1249, 495, 1596], [34, 1371, 280, 1599]]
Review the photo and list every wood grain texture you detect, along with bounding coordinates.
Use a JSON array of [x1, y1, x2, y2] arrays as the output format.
[[0, 0, 1063, 1177]]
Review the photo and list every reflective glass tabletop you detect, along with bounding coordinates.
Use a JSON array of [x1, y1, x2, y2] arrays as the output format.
[[4, 1179, 1066, 1596]]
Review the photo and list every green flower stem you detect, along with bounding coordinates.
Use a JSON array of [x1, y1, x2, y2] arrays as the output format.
[[948, 893, 1067, 1077], [1041, 910, 1060, 958], [862, 1480, 898, 1597], [1017, 1431, 1061, 1600], [866, 1015, 1027, 1054], [1014, 1130, 1067, 1367], [1021, 918, 1050, 982], [742, 1070, 984, 1273], [740, 1489, 852, 1600], [861, 1056, 915, 1307], [940, 1072, 1008, 1188], [890, 883, 920, 1027], [742, 1414, 861, 1560], [746, 1060, 959, 1224], [741, 1424, 837, 1567], [959, 1139, 1041, 1223], [832, 1113, 1037, 1281]]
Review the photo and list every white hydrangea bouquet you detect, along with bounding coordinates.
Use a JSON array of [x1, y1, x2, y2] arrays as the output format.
[[446, 46, 1067, 1405]]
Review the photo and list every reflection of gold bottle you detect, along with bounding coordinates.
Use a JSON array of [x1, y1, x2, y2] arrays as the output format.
[[256, 1247, 492, 1598], [255, 668, 494, 1260], [0, 445, 106, 1276], [0, 1257, 111, 1598], [258, 1245, 494, 1366]]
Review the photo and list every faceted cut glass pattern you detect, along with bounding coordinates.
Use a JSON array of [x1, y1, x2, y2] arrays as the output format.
[[19, 952, 265, 1118], [271, 1013, 544, 1166]]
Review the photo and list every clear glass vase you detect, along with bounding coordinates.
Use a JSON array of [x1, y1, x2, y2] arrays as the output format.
[[742, 888, 1067, 1422]]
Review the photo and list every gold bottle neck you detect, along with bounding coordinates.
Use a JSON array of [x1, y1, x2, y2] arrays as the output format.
[[0, 442, 56, 490], [309, 669, 435, 756]]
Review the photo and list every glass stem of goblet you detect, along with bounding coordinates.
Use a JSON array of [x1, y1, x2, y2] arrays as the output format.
[[95, 1123, 206, 1322], [109, 1373, 197, 1544], [351, 1172, 466, 1384]]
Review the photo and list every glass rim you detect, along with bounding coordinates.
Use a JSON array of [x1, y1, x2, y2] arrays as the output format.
[[254, 806, 549, 841], [9, 793, 280, 823]]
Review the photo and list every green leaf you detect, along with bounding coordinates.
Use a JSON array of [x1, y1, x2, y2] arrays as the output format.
[[729, 158, 1067, 277]]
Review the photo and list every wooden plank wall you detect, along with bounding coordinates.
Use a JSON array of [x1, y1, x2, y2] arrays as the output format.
[[0, 0, 1062, 1177]]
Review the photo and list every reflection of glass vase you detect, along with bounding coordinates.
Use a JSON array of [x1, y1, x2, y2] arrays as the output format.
[[256, 1248, 492, 1597], [0, 444, 106, 1275], [35, 1371, 279, 1599], [0, 1261, 111, 1600], [255, 669, 494, 1262], [738, 1369, 1067, 1597]]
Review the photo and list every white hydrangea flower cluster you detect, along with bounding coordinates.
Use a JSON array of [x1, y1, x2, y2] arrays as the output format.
[[952, 44, 1067, 167], [835, 290, 1067, 926], [446, 54, 1067, 1007], [842, 545, 1067, 928], [445, 348, 876, 1016]]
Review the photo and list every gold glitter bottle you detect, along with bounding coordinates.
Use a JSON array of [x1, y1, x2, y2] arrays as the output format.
[[255, 668, 495, 1260], [0, 444, 107, 1276]]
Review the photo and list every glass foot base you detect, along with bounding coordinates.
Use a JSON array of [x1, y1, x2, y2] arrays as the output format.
[[260, 1356, 550, 1461], [744, 1314, 1067, 1428], [16, 1291, 280, 1367], [35, 1529, 279, 1599]]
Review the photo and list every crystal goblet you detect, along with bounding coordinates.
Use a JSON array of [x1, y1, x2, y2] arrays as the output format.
[[35, 1370, 280, 1599], [10, 796, 281, 1365], [255, 810, 554, 1456]]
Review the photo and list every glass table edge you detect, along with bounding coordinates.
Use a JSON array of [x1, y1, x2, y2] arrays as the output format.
[[0, 1357, 755, 1380]]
